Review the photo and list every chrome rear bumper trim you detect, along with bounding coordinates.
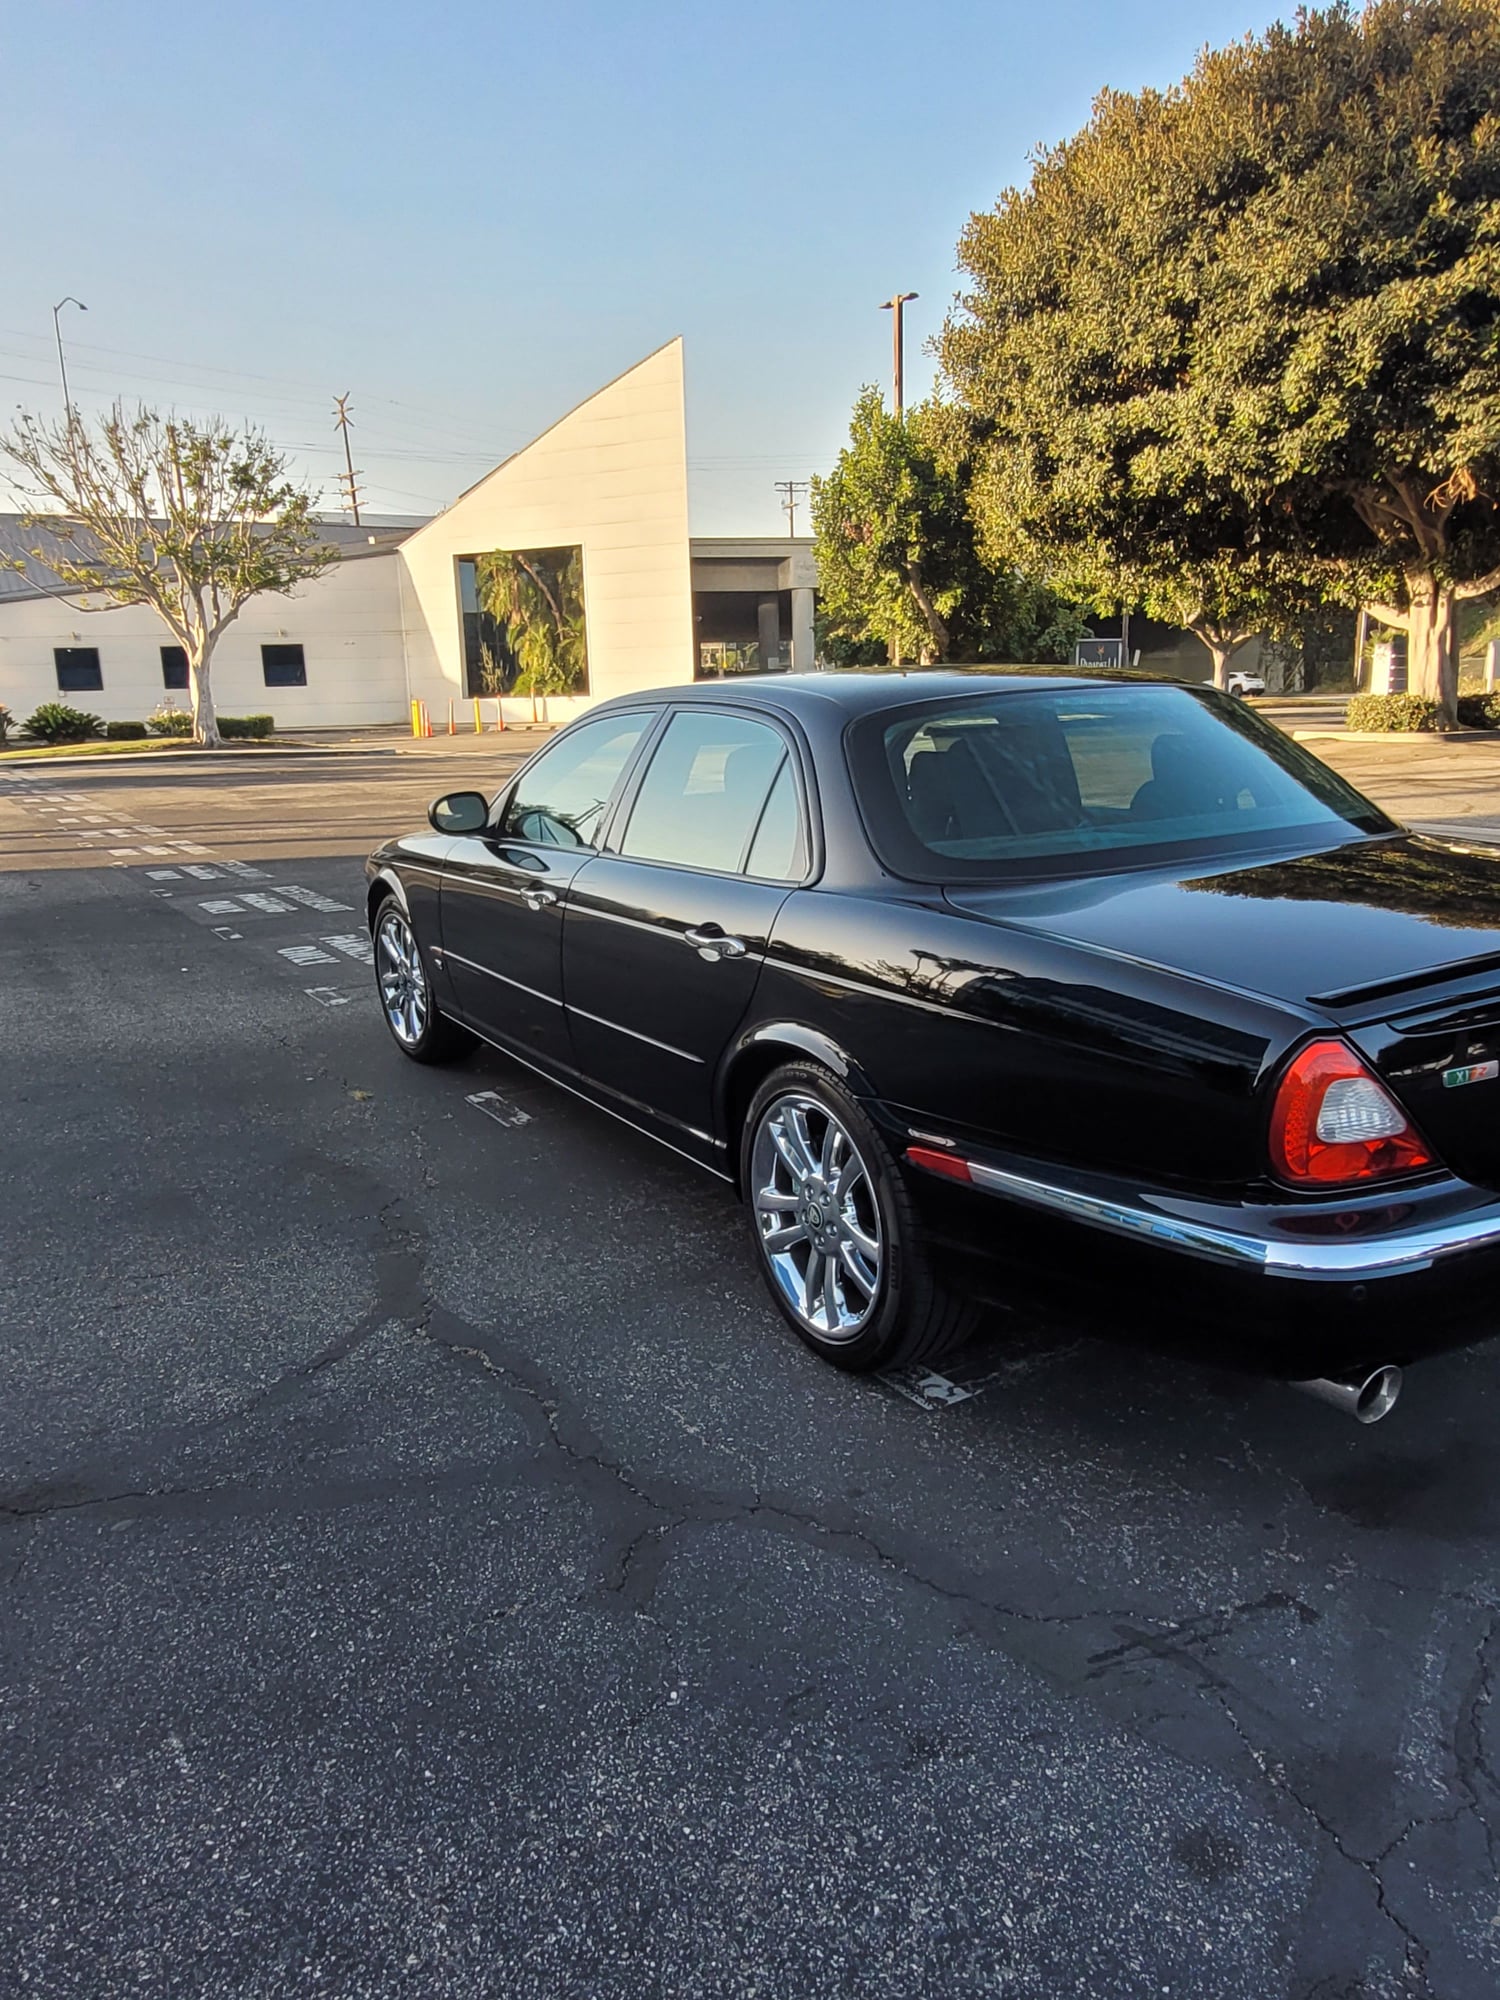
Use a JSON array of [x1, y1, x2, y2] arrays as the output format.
[[958, 1160, 1500, 1280]]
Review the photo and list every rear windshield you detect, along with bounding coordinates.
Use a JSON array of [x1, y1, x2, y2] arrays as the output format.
[[847, 683, 1395, 881]]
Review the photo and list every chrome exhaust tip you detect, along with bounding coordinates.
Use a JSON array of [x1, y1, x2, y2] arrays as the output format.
[[1295, 1364, 1402, 1424]]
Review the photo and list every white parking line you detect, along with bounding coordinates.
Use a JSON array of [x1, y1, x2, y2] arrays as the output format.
[[279, 944, 337, 966], [239, 894, 292, 914], [304, 986, 352, 1007], [321, 933, 373, 963], [276, 885, 352, 912], [146, 869, 181, 880], [182, 865, 221, 880], [466, 1091, 532, 1128], [197, 898, 243, 915]]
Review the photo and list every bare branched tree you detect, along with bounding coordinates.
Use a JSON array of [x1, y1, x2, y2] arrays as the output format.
[[0, 405, 335, 745]]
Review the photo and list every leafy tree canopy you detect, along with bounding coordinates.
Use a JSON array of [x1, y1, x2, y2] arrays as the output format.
[[811, 389, 1084, 666], [942, 0, 1500, 715], [0, 404, 332, 744]]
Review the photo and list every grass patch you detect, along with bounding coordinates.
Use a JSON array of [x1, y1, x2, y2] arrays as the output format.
[[0, 736, 305, 761]]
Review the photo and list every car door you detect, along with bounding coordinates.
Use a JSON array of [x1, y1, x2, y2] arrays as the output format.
[[562, 706, 812, 1161], [438, 709, 655, 1066]]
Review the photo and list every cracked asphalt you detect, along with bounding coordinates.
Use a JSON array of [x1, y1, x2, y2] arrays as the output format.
[[3, 751, 1500, 1998]]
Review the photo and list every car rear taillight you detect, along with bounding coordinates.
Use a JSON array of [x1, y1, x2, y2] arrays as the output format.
[[1269, 1039, 1435, 1188]]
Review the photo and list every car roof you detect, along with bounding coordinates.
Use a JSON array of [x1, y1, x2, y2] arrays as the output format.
[[597, 667, 1176, 720]]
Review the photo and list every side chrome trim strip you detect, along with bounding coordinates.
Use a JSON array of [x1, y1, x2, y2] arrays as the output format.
[[435, 947, 564, 1008], [566, 1002, 704, 1065], [455, 1020, 733, 1183], [948, 1158, 1500, 1280]]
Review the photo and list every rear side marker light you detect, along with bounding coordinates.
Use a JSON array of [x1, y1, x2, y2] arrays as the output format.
[[905, 1145, 973, 1183], [1270, 1039, 1435, 1188]]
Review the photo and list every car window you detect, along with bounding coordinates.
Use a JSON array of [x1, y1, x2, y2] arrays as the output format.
[[620, 711, 791, 874], [847, 684, 1394, 881], [500, 713, 650, 848], [745, 758, 807, 880]]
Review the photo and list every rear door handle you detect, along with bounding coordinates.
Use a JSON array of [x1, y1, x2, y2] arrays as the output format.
[[521, 886, 558, 911], [684, 925, 747, 960]]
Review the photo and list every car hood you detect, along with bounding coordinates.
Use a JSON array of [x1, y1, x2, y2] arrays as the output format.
[[943, 833, 1500, 1013]]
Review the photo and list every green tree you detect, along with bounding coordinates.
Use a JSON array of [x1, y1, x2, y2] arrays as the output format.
[[943, 0, 1500, 722], [811, 389, 1083, 666], [0, 404, 333, 745], [475, 547, 587, 719]]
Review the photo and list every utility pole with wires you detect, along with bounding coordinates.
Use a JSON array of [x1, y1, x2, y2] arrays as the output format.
[[774, 479, 809, 536], [332, 392, 364, 525]]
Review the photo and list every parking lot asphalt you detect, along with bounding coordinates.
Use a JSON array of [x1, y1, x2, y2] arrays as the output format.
[[3, 752, 1500, 2000]]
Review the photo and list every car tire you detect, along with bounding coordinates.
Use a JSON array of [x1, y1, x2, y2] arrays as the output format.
[[372, 897, 475, 1065], [741, 1061, 979, 1372]]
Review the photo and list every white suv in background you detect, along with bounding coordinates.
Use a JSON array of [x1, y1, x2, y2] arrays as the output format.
[[1226, 668, 1266, 699]]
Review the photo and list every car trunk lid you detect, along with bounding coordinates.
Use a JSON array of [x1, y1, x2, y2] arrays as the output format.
[[944, 832, 1500, 1187]]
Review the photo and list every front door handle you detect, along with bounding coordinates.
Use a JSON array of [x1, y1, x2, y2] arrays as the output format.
[[521, 886, 558, 911], [684, 925, 747, 961]]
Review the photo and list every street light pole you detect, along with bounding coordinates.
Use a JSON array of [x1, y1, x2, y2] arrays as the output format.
[[52, 296, 87, 420], [879, 291, 919, 415]]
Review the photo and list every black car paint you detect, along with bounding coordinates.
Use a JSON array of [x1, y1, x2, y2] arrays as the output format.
[[367, 671, 1500, 1379]]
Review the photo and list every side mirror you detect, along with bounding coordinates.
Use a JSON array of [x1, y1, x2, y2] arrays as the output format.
[[428, 791, 490, 835]]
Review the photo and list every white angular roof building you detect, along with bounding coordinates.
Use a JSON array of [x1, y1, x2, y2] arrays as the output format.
[[0, 339, 818, 731]]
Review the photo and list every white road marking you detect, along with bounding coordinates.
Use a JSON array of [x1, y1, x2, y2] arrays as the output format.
[[279, 944, 337, 966], [276, 885, 352, 913], [182, 865, 220, 880], [304, 986, 352, 1007], [880, 1368, 977, 1409], [466, 1091, 532, 1128], [219, 860, 268, 879], [108, 848, 141, 858], [210, 925, 243, 941], [141, 845, 176, 856], [171, 842, 215, 856], [239, 893, 292, 914], [321, 932, 374, 963], [146, 869, 182, 880], [197, 898, 243, 915]]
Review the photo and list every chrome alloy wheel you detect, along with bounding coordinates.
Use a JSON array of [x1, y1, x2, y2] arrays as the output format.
[[750, 1092, 884, 1342], [376, 906, 429, 1047]]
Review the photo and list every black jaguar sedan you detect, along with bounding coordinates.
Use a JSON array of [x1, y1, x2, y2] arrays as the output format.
[[366, 671, 1500, 1419]]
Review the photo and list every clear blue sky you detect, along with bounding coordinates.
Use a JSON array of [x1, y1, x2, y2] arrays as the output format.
[[1, 0, 1285, 533]]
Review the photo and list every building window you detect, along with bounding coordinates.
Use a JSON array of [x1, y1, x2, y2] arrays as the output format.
[[161, 645, 189, 691], [261, 643, 307, 687], [55, 647, 103, 692]]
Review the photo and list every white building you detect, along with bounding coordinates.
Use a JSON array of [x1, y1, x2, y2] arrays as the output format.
[[0, 340, 819, 732]]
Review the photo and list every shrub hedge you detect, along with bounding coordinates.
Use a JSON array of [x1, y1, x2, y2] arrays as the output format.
[[218, 714, 275, 739], [1344, 693, 1442, 732], [24, 703, 102, 744], [104, 720, 149, 740], [146, 708, 193, 737], [1345, 688, 1500, 732]]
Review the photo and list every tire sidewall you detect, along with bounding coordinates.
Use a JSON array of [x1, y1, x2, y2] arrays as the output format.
[[741, 1062, 917, 1371]]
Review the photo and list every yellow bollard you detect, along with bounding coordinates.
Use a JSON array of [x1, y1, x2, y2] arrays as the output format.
[[410, 698, 422, 739], [473, 697, 482, 734]]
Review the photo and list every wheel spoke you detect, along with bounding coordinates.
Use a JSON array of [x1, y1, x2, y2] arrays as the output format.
[[763, 1223, 806, 1254], [756, 1184, 796, 1215], [838, 1241, 876, 1296], [843, 1216, 879, 1262], [820, 1255, 840, 1330], [770, 1120, 810, 1186], [785, 1105, 820, 1180]]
